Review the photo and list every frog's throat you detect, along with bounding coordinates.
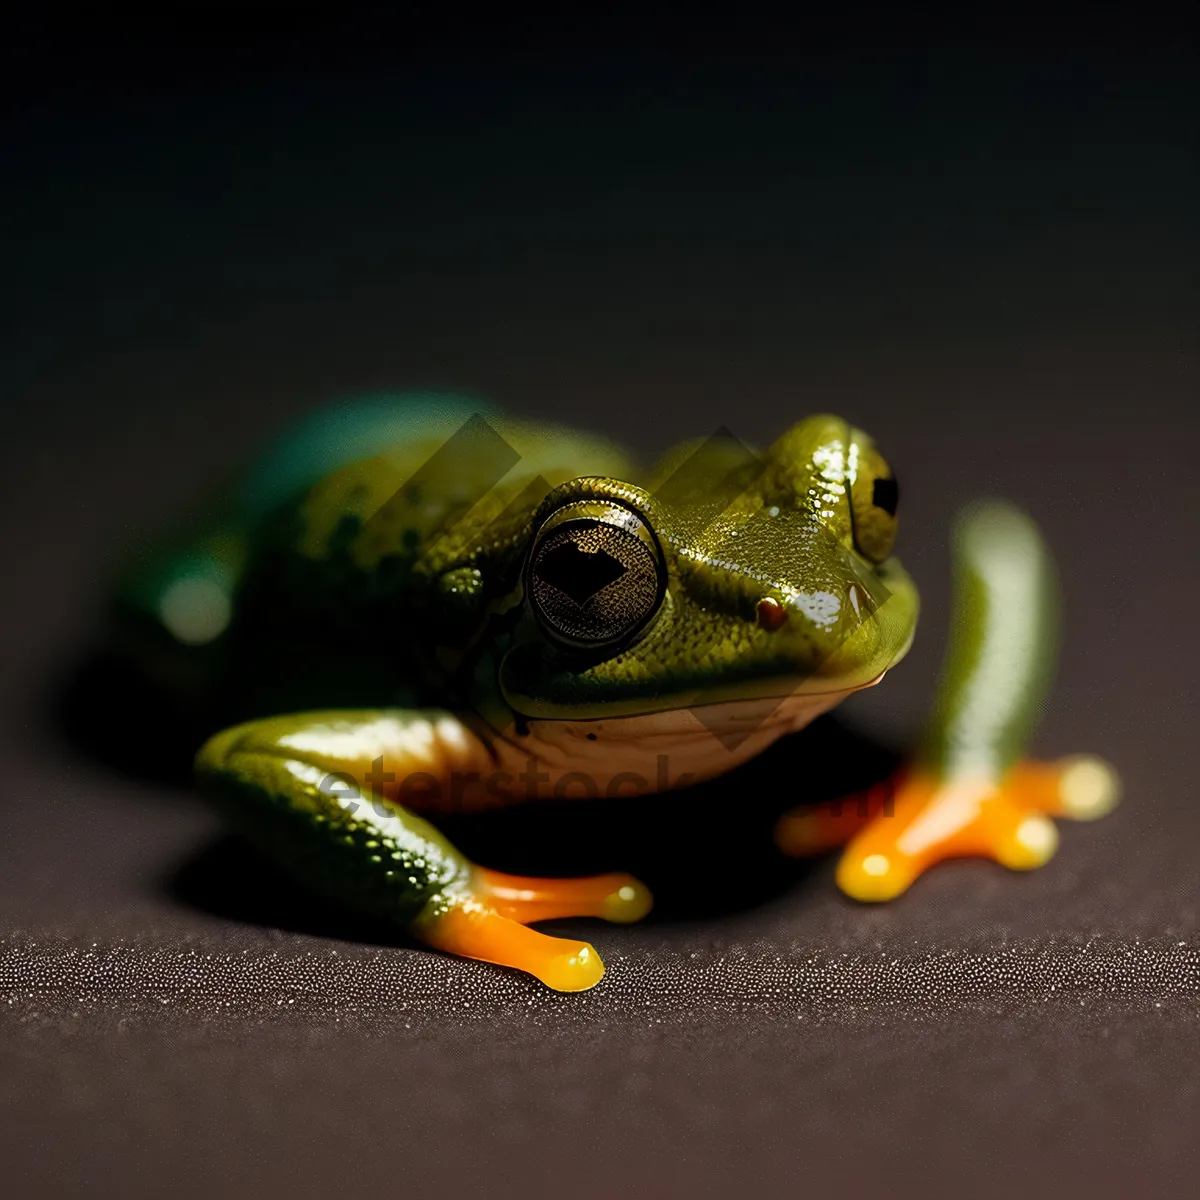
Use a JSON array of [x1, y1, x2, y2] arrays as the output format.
[[488, 673, 885, 797]]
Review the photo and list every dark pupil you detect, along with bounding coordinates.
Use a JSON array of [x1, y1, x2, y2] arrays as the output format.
[[872, 476, 899, 516], [535, 540, 627, 605]]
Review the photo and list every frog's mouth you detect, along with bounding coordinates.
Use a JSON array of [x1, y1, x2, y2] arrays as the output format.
[[502, 658, 897, 724], [501, 571, 917, 723]]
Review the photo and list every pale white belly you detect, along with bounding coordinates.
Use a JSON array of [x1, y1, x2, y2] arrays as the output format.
[[482, 676, 883, 803]]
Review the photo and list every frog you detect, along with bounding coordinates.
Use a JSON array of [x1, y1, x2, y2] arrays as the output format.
[[114, 390, 1119, 992]]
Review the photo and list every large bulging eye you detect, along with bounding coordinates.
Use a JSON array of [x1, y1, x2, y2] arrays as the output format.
[[849, 439, 900, 563], [527, 500, 665, 649]]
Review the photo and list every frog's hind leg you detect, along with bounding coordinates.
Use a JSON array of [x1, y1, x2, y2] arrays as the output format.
[[196, 708, 652, 991], [775, 501, 1119, 901]]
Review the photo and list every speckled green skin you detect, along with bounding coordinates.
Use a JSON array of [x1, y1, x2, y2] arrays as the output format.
[[118, 392, 1054, 941], [195, 715, 470, 927], [123, 395, 919, 721]]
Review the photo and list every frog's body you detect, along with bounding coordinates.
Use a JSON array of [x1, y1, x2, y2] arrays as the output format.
[[118, 392, 1117, 991]]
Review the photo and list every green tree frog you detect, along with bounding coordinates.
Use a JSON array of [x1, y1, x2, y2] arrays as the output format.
[[116, 392, 1118, 991]]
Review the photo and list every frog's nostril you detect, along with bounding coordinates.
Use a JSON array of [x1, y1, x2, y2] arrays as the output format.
[[756, 596, 789, 632]]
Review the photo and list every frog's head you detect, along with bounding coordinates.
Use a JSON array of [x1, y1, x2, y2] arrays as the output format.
[[499, 414, 919, 720]]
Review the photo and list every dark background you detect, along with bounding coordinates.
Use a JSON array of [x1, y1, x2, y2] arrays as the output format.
[[2, 20, 1198, 1198]]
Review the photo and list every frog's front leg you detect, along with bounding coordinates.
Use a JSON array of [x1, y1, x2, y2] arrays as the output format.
[[776, 754, 1119, 900], [776, 500, 1120, 901], [196, 710, 652, 990]]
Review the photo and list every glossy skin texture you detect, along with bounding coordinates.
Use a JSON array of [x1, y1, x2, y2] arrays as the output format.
[[118, 393, 1118, 991]]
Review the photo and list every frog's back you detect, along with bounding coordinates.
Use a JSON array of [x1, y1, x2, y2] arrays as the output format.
[[243, 407, 634, 642], [115, 392, 633, 719]]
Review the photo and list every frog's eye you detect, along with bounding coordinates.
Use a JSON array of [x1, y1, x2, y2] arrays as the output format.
[[849, 442, 900, 563], [527, 500, 665, 649]]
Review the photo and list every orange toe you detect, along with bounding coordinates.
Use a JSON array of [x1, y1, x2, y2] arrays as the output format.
[[476, 868, 653, 925], [774, 777, 899, 857], [417, 896, 606, 992]]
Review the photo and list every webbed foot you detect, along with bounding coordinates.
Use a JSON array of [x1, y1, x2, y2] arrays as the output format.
[[775, 754, 1119, 901], [416, 870, 653, 991]]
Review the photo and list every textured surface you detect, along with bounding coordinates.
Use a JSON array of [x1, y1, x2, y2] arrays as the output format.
[[3, 42, 1199, 1200]]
